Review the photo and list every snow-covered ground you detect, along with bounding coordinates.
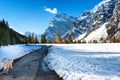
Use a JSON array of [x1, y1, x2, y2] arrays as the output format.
[[44, 44, 120, 80], [0, 44, 41, 62]]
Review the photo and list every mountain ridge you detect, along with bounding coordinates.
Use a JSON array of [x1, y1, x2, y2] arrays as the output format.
[[43, 0, 117, 43], [44, 13, 77, 41], [74, 0, 117, 42]]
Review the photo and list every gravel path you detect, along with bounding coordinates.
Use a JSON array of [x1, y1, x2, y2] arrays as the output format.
[[0, 45, 60, 80]]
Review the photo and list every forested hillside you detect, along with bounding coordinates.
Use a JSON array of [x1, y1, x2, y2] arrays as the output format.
[[0, 19, 25, 45]]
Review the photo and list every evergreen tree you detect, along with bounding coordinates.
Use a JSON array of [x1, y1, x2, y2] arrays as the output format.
[[31, 33, 35, 43], [63, 39, 69, 43], [56, 32, 62, 43], [68, 35, 73, 43], [0, 19, 26, 45], [35, 37, 39, 43], [28, 35, 31, 43], [25, 37, 30, 44], [41, 35, 46, 43], [0, 19, 11, 45]]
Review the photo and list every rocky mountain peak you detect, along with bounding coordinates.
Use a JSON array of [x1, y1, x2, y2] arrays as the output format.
[[74, 0, 116, 42], [105, 0, 120, 42], [44, 13, 77, 41]]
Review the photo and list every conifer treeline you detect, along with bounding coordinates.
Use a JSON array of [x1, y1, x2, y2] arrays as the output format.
[[40, 32, 73, 44], [20, 33, 39, 44], [0, 19, 26, 46]]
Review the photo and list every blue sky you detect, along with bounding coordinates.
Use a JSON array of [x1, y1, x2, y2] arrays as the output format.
[[0, 0, 102, 34]]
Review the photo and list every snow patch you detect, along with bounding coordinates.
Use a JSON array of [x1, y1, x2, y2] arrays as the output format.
[[74, 32, 87, 41], [84, 22, 108, 42]]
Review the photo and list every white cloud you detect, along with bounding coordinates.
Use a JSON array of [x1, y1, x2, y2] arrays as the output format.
[[44, 7, 57, 14]]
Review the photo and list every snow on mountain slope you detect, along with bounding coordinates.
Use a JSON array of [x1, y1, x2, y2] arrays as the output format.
[[70, 11, 93, 39], [84, 22, 108, 42], [74, 32, 86, 41], [73, 0, 115, 41], [44, 44, 120, 80], [44, 13, 77, 41], [88, 0, 115, 32]]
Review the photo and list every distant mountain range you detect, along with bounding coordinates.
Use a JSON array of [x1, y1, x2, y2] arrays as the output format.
[[44, 0, 120, 43], [24, 31, 41, 41]]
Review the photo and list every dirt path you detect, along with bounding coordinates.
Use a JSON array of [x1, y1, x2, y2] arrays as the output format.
[[0, 45, 60, 80]]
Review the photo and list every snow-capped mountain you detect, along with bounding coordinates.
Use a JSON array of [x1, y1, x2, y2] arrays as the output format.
[[43, 0, 117, 43], [25, 31, 41, 41], [44, 13, 77, 41], [88, 0, 115, 32], [75, 0, 116, 42], [106, 0, 120, 42], [70, 10, 93, 39]]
